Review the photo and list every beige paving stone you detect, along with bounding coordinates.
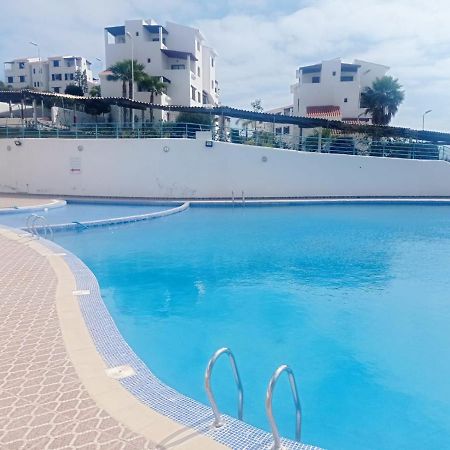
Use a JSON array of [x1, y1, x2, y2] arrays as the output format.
[[0, 229, 228, 450], [0, 232, 159, 450]]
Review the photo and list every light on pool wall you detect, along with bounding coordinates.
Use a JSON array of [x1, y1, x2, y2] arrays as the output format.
[[205, 140, 213, 148]]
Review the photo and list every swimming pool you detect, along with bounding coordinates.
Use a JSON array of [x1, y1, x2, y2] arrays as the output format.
[[15, 203, 450, 449]]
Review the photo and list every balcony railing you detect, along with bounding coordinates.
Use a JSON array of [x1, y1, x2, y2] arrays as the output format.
[[0, 122, 448, 162]]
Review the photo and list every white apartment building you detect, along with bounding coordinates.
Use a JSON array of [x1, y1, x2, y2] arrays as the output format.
[[265, 105, 294, 135], [291, 58, 389, 123], [100, 19, 219, 122], [4, 56, 94, 93]]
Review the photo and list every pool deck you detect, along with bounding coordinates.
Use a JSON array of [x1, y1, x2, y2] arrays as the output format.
[[0, 195, 65, 213], [0, 228, 228, 450]]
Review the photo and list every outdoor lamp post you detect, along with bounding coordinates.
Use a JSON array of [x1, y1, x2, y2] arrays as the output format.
[[125, 31, 135, 128], [422, 109, 432, 131], [29, 41, 40, 61]]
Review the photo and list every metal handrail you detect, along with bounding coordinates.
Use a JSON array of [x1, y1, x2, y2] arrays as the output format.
[[204, 347, 244, 428], [0, 122, 446, 161], [26, 214, 54, 241], [265, 365, 302, 449], [26, 213, 39, 233]]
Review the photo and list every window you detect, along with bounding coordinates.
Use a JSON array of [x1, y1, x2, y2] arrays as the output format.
[[135, 31, 139, 36], [191, 85, 196, 101], [197, 91, 201, 103], [53, 60, 60, 67], [171, 64, 185, 70], [197, 67, 200, 77], [147, 58, 151, 63], [340, 75, 354, 82], [64, 74, 68, 80], [33, 82, 36, 87], [19, 76, 25, 83], [211, 58, 215, 67], [332, 71, 336, 76], [275, 127, 282, 134], [70, 73, 74, 80], [18, 62, 25, 69], [33, 68, 36, 74], [53, 87, 60, 93], [52, 74, 62, 81], [37, 82, 40, 87], [344, 98, 348, 103], [283, 126, 290, 134], [312, 76, 320, 83], [7, 76, 13, 83]]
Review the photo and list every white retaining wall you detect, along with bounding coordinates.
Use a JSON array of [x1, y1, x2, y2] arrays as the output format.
[[1, 137, 450, 198]]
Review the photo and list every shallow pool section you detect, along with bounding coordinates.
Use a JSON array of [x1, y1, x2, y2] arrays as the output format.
[[54, 204, 450, 450], [0, 201, 171, 229]]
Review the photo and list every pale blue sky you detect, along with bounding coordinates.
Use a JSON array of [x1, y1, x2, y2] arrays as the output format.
[[2, 0, 449, 131]]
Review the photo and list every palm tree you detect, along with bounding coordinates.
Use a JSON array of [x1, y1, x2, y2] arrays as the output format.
[[360, 76, 405, 126], [106, 59, 146, 124], [89, 85, 101, 97], [138, 75, 167, 122]]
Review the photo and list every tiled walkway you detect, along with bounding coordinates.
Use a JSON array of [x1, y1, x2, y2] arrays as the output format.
[[0, 196, 58, 210], [0, 233, 157, 450]]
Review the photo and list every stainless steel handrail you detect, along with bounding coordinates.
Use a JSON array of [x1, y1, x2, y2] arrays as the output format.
[[265, 365, 302, 449], [204, 347, 244, 428], [26, 214, 39, 233], [27, 214, 54, 241]]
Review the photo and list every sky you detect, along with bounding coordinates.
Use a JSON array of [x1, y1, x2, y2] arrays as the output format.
[[2, 0, 450, 131]]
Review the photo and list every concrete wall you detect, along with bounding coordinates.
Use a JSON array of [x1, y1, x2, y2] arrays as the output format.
[[1, 136, 449, 198]]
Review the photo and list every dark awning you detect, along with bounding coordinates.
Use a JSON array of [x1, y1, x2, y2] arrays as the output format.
[[105, 26, 125, 36], [299, 64, 322, 74], [143, 24, 168, 35], [161, 49, 198, 61], [1, 89, 450, 143]]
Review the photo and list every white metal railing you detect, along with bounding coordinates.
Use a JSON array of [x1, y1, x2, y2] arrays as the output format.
[[0, 122, 447, 161]]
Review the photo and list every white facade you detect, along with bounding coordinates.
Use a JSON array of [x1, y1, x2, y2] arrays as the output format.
[[1, 137, 449, 198], [4, 56, 94, 93], [265, 105, 294, 135], [291, 58, 389, 122], [100, 19, 219, 121]]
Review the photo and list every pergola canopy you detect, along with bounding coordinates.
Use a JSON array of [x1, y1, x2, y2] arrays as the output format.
[[1, 89, 450, 144]]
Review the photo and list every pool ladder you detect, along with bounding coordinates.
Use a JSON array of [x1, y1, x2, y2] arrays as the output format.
[[26, 214, 54, 240], [204, 347, 302, 449]]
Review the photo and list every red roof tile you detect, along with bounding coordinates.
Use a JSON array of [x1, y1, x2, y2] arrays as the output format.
[[306, 105, 341, 118]]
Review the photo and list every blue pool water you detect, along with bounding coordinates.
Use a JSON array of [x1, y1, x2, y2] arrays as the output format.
[[51, 205, 450, 449], [0, 201, 168, 228]]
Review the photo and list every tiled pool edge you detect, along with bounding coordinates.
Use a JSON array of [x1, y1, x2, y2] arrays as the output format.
[[28, 201, 189, 232], [25, 232, 321, 450]]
